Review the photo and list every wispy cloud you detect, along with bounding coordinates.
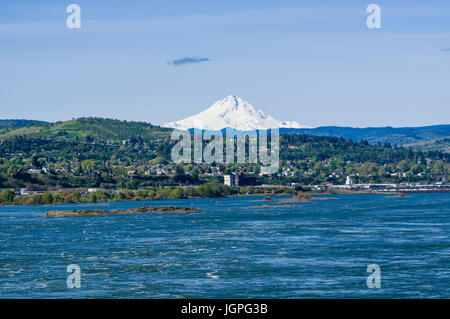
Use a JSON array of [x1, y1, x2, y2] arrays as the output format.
[[440, 47, 450, 52], [168, 57, 211, 66]]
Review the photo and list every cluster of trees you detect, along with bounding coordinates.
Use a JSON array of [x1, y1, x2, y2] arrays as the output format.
[[0, 189, 15, 203], [280, 134, 447, 164], [3, 184, 281, 206], [0, 183, 301, 206]]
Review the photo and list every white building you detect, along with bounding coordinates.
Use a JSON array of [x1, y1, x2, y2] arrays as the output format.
[[224, 175, 235, 187], [346, 176, 353, 186]]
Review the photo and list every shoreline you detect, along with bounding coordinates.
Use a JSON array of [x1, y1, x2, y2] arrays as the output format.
[[0, 189, 449, 207]]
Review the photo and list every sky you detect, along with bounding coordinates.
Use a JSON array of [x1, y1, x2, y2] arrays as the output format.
[[0, 0, 449, 127]]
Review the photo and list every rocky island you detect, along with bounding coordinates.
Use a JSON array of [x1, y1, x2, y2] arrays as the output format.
[[42, 206, 199, 218]]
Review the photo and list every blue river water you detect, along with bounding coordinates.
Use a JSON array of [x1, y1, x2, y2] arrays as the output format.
[[0, 193, 449, 298]]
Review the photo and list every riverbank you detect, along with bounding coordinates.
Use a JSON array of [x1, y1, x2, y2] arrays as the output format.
[[1, 183, 449, 207]]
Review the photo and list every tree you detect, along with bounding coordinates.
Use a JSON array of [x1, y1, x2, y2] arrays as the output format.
[[25, 193, 43, 205], [42, 191, 54, 204], [87, 193, 97, 203], [71, 192, 82, 203], [170, 187, 184, 199], [81, 160, 97, 171], [31, 154, 41, 168], [175, 164, 185, 176], [1, 189, 15, 203]]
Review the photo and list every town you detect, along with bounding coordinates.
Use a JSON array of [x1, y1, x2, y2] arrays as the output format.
[[0, 118, 448, 205]]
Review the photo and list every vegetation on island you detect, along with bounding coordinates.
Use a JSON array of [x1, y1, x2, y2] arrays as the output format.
[[43, 206, 200, 218]]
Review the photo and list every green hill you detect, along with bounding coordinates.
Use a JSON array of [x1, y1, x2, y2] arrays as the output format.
[[0, 117, 171, 142], [2, 118, 449, 153]]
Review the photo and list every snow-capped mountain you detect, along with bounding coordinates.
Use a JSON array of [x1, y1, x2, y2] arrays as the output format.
[[163, 95, 310, 130]]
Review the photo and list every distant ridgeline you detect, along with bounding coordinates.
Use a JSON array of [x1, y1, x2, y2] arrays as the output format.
[[0, 117, 448, 148], [280, 125, 450, 146], [0, 119, 47, 128]]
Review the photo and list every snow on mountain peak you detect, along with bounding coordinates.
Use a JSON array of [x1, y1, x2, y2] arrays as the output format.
[[163, 96, 310, 131]]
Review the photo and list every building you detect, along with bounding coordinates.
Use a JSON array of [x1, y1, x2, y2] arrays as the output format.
[[20, 188, 45, 196], [224, 175, 235, 187], [27, 168, 42, 174], [346, 176, 353, 186]]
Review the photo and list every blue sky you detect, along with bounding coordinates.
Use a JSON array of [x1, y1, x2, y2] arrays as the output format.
[[0, 0, 449, 127]]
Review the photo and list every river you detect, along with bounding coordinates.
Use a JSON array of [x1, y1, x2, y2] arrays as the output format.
[[0, 193, 449, 298]]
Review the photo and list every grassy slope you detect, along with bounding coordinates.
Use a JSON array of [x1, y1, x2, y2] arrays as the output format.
[[0, 118, 171, 141], [406, 137, 450, 153]]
